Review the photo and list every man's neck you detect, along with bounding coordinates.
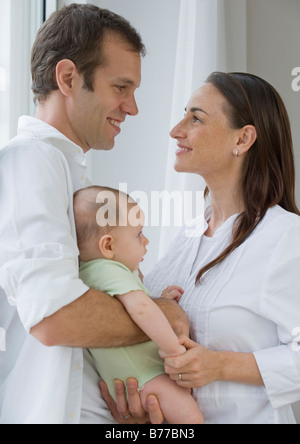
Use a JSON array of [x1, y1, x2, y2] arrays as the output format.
[[35, 94, 88, 152]]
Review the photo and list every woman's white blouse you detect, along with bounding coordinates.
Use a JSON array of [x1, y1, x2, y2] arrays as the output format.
[[144, 206, 300, 424]]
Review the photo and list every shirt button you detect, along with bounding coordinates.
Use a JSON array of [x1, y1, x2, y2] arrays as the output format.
[[74, 363, 81, 371], [69, 412, 76, 420], [81, 175, 85, 182]]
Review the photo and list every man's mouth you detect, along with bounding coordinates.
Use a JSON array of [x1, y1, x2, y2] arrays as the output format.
[[107, 118, 121, 130]]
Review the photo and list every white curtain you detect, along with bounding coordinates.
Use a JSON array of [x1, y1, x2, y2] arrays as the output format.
[[57, 0, 87, 9], [158, 0, 247, 256], [46, 0, 59, 17], [0, 0, 43, 146], [0, 1, 10, 147]]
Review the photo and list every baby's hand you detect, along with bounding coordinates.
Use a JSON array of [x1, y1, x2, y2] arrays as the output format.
[[159, 344, 186, 360], [161, 286, 184, 303]]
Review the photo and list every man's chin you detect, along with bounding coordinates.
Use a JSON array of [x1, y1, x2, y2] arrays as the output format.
[[92, 141, 115, 152]]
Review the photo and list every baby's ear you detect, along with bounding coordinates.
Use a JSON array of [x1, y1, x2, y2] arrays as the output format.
[[98, 234, 115, 259]]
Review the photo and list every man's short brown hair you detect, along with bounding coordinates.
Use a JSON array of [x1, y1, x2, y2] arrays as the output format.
[[31, 3, 146, 103]]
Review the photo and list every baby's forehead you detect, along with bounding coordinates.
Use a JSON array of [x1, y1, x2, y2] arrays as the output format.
[[93, 189, 143, 229], [119, 201, 145, 228]]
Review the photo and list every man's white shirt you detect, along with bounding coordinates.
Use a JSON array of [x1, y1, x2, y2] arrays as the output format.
[[0, 116, 113, 424]]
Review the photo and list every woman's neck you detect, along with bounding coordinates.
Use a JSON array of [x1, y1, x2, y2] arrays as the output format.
[[205, 179, 244, 237]]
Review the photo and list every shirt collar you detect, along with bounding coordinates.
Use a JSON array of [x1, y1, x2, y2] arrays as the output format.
[[18, 116, 85, 160], [204, 205, 240, 237], [17, 116, 90, 192]]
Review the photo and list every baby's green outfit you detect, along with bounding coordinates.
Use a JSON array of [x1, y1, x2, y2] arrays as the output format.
[[79, 259, 165, 401]]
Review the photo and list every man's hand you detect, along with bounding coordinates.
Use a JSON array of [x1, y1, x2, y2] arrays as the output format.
[[100, 379, 164, 425], [154, 298, 190, 338]]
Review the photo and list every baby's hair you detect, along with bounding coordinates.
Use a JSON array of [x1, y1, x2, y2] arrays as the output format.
[[73, 185, 137, 253]]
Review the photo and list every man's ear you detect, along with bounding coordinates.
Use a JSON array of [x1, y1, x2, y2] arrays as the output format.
[[234, 125, 257, 156], [55, 59, 78, 97], [98, 234, 115, 260]]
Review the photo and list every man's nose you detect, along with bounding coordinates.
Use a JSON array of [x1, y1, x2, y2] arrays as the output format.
[[121, 95, 139, 116]]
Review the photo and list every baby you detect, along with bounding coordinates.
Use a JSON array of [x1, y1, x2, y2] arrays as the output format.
[[73, 185, 203, 424]]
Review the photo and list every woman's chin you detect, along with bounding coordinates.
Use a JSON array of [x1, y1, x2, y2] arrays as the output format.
[[174, 162, 189, 173]]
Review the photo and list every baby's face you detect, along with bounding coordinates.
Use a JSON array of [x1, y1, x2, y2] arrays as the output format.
[[112, 220, 149, 271]]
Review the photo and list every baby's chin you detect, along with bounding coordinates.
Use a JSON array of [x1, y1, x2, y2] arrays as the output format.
[[133, 262, 143, 272]]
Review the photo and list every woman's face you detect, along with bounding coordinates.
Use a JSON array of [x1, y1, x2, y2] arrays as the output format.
[[170, 83, 241, 181]]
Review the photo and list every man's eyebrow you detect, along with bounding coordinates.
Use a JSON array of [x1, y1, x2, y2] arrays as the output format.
[[114, 77, 139, 87], [185, 107, 209, 115]]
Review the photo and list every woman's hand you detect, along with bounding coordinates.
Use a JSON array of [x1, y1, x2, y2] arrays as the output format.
[[100, 378, 164, 425], [164, 336, 264, 388], [164, 336, 222, 388]]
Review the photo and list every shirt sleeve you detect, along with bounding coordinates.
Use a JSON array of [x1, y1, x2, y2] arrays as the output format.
[[254, 220, 300, 409], [79, 261, 144, 297], [0, 142, 89, 332]]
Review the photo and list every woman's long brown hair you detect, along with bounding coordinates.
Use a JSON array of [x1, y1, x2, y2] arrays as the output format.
[[196, 72, 300, 284]]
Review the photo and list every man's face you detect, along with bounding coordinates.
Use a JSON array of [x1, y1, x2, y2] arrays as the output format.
[[70, 34, 142, 152]]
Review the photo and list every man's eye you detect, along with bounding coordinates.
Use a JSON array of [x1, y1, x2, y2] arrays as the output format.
[[116, 85, 126, 92]]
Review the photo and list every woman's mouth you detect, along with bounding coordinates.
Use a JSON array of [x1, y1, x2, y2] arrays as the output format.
[[176, 144, 193, 155]]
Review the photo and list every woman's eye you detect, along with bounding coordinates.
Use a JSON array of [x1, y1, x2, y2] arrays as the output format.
[[192, 116, 202, 123]]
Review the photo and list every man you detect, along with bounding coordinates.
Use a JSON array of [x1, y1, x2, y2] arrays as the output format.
[[0, 4, 187, 424]]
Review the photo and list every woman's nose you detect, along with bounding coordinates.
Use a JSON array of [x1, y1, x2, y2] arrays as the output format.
[[170, 120, 185, 139]]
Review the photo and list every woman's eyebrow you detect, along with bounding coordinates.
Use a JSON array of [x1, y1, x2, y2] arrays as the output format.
[[185, 107, 209, 115]]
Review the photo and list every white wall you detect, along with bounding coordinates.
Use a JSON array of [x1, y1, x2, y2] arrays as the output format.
[[246, 0, 300, 424], [247, 0, 300, 207]]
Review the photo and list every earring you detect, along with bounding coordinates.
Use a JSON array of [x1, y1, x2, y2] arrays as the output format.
[[235, 150, 239, 157]]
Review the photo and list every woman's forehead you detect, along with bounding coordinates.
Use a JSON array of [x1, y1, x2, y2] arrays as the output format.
[[187, 83, 228, 119]]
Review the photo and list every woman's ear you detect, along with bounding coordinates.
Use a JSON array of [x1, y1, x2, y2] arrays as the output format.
[[98, 234, 115, 260], [234, 125, 257, 156], [55, 59, 78, 97]]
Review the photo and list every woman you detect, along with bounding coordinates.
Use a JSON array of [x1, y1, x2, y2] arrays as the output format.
[[102, 72, 300, 424]]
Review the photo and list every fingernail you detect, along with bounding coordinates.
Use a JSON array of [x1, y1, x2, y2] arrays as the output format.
[[148, 396, 156, 406], [127, 379, 137, 389], [115, 380, 123, 390]]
